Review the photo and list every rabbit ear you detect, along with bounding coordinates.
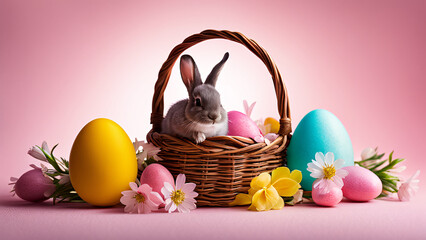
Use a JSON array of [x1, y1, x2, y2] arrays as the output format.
[[180, 55, 202, 94], [205, 52, 229, 87]]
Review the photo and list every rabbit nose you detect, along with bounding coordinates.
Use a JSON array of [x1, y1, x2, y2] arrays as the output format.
[[208, 113, 219, 121]]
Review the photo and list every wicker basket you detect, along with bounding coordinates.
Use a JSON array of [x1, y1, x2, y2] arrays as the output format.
[[146, 29, 292, 207]]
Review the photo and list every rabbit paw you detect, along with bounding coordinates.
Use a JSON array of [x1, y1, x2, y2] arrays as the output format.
[[193, 132, 206, 144]]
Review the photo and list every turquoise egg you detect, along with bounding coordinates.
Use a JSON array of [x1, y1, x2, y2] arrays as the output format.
[[286, 109, 354, 191]]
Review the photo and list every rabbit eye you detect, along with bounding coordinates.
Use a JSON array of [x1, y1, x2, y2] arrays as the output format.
[[195, 98, 202, 107]]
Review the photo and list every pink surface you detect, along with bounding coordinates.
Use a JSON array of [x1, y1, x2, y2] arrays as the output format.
[[1, 0, 425, 239], [1, 190, 426, 239]]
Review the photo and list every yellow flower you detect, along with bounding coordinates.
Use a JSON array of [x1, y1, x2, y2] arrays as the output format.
[[230, 167, 302, 211]]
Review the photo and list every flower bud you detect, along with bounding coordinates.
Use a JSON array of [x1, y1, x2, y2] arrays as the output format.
[[361, 147, 376, 160], [27, 147, 47, 161]]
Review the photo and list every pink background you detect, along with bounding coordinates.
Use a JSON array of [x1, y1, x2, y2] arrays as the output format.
[[1, 0, 425, 239]]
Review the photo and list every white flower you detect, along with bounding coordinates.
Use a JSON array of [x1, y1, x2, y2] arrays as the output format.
[[361, 147, 376, 160], [133, 138, 144, 153], [388, 165, 407, 174], [39, 163, 49, 176], [43, 184, 57, 198], [264, 133, 279, 143], [292, 189, 304, 204], [120, 182, 163, 214], [42, 141, 50, 154], [142, 142, 162, 160], [58, 174, 70, 185], [30, 163, 56, 178], [161, 174, 198, 213], [133, 138, 162, 170], [27, 141, 52, 162], [307, 152, 348, 194], [398, 170, 420, 202], [28, 141, 51, 161], [27, 147, 45, 161], [255, 119, 267, 135]]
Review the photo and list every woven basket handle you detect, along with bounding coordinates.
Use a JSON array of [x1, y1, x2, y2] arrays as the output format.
[[150, 29, 292, 136]]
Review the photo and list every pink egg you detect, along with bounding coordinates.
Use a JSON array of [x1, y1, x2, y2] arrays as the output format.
[[227, 111, 263, 141], [15, 169, 55, 202], [140, 163, 174, 200], [312, 185, 343, 207], [342, 166, 382, 201]]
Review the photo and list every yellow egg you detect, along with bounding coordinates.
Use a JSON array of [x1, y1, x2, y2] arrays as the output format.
[[264, 117, 280, 134], [69, 118, 137, 206]]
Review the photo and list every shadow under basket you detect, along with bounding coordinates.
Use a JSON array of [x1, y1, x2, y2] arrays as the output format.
[[147, 29, 292, 207]]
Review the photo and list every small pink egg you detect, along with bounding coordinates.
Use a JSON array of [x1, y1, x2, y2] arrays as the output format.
[[15, 169, 54, 202], [227, 111, 263, 141], [312, 185, 343, 207], [342, 166, 382, 201], [140, 163, 174, 200]]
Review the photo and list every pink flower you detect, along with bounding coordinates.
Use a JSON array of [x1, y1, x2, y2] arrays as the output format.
[[243, 100, 256, 119], [161, 174, 198, 213], [398, 170, 420, 202], [120, 182, 163, 214]]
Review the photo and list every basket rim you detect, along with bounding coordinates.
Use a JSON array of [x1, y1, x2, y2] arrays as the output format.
[[147, 130, 290, 156]]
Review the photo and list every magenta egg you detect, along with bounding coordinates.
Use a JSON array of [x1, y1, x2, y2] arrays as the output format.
[[140, 163, 174, 200], [312, 185, 343, 207], [14, 169, 55, 202], [227, 111, 263, 141], [342, 166, 382, 201]]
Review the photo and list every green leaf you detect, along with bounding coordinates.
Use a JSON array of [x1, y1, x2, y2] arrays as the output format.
[[380, 159, 404, 172], [50, 144, 66, 173], [381, 181, 398, 193], [37, 145, 51, 160], [40, 147, 63, 173], [145, 157, 158, 166], [62, 158, 69, 169], [376, 152, 385, 159], [376, 172, 398, 181], [378, 193, 388, 198], [361, 152, 385, 162], [50, 182, 83, 204], [382, 180, 397, 189], [388, 151, 394, 163], [369, 159, 388, 171], [302, 191, 312, 199]]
